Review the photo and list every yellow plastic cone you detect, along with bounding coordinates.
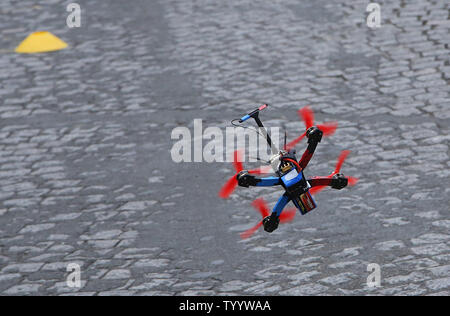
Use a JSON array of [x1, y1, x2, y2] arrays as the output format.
[[15, 31, 68, 54]]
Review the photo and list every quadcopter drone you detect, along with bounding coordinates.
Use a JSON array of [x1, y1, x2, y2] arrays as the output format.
[[219, 104, 358, 239]]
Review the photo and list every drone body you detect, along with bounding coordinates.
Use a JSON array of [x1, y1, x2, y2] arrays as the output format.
[[219, 105, 358, 239]]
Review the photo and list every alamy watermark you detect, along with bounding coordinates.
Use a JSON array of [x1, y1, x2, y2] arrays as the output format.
[[65, 3, 380, 30], [66, 263, 82, 288], [170, 119, 282, 163], [366, 3, 381, 28], [67, 3, 81, 28], [367, 263, 381, 288]]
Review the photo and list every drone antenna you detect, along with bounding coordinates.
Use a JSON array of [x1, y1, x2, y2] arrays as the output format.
[[249, 156, 271, 164], [237, 104, 279, 155], [284, 130, 287, 151]]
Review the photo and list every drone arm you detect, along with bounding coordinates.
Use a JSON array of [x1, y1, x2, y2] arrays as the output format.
[[308, 175, 348, 190], [237, 172, 281, 187], [272, 193, 291, 216], [308, 177, 333, 187], [255, 176, 282, 187], [298, 146, 315, 170], [298, 127, 323, 170], [298, 141, 319, 170]]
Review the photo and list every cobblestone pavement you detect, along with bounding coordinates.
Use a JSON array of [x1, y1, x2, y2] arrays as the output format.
[[0, 0, 449, 295]]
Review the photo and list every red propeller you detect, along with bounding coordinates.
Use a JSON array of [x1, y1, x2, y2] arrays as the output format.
[[285, 106, 338, 151], [219, 150, 272, 199], [240, 198, 296, 239], [309, 150, 359, 195]]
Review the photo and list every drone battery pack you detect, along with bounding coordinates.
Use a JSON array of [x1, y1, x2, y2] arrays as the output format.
[[293, 190, 317, 215], [280, 169, 316, 215]]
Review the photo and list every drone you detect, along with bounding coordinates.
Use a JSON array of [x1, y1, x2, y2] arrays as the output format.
[[219, 104, 358, 239]]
